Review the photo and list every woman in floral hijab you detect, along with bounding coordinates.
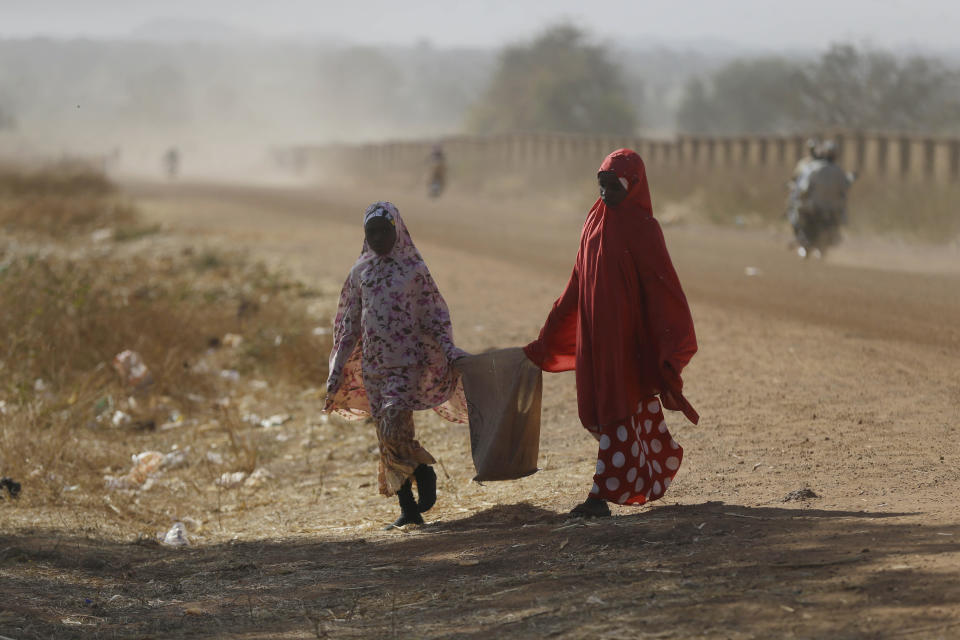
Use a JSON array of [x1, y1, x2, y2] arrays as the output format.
[[325, 201, 467, 528]]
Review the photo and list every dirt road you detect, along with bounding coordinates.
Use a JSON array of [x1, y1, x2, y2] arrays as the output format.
[[8, 178, 960, 639]]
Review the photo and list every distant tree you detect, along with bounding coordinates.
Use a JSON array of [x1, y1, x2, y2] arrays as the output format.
[[467, 25, 637, 135], [796, 44, 960, 132], [676, 43, 960, 135], [676, 58, 802, 135], [675, 78, 711, 134]]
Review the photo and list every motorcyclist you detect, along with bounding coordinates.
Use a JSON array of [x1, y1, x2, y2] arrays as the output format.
[[792, 140, 855, 258]]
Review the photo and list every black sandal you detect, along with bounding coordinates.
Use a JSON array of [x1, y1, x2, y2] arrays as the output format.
[[385, 480, 425, 529], [569, 497, 611, 519]]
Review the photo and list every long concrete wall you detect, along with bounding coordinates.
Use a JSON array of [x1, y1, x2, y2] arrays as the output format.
[[274, 131, 960, 183]]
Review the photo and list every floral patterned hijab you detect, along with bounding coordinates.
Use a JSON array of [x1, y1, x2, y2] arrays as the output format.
[[325, 202, 467, 422]]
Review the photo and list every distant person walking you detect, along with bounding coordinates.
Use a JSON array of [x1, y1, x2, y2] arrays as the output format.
[[427, 144, 446, 198], [324, 201, 468, 529], [163, 147, 180, 180], [525, 149, 699, 518]]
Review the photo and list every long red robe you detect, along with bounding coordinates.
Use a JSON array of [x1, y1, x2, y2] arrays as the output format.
[[524, 149, 699, 428]]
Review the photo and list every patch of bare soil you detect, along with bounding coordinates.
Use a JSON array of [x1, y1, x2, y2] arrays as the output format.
[[2, 179, 959, 639]]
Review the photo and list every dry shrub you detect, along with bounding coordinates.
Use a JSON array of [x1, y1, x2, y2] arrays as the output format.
[[0, 164, 137, 237], [0, 167, 331, 519], [0, 245, 330, 502], [0, 162, 114, 198]]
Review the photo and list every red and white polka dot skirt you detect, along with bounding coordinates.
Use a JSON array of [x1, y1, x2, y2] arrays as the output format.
[[589, 397, 683, 505]]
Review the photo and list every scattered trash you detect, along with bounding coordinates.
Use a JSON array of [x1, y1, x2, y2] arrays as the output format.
[[93, 396, 112, 416], [111, 410, 132, 428], [783, 488, 819, 502], [162, 522, 190, 547], [260, 414, 291, 428], [205, 451, 224, 465], [0, 476, 21, 499], [33, 378, 47, 392], [159, 409, 185, 430], [243, 412, 292, 428], [311, 326, 331, 336], [250, 379, 269, 390], [104, 450, 187, 491], [112, 350, 153, 389], [215, 467, 272, 489], [744, 266, 762, 277], [222, 333, 244, 348], [219, 369, 240, 382], [244, 468, 273, 488], [586, 595, 606, 605], [0, 400, 7, 415], [163, 449, 189, 470], [217, 471, 247, 488], [90, 228, 113, 242]]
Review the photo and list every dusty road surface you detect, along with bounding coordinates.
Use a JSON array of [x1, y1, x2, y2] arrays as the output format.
[[6, 178, 960, 639]]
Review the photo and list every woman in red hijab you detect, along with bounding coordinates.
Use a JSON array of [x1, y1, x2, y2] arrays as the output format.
[[525, 149, 698, 518]]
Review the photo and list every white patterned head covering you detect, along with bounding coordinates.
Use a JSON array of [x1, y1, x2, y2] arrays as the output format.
[[363, 201, 397, 226]]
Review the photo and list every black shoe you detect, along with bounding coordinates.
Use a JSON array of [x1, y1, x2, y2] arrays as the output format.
[[385, 511, 424, 530], [385, 480, 424, 529], [569, 496, 611, 519], [414, 464, 437, 513]]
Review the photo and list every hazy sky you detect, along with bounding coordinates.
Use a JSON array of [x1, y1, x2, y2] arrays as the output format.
[[3, 0, 959, 52]]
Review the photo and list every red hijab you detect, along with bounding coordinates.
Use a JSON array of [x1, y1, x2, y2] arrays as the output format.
[[524, 149, 698, 426]]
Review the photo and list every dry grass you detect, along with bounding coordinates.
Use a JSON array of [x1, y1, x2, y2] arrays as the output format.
[[0, 162, 168, 240], [0, 164, 331, 535]]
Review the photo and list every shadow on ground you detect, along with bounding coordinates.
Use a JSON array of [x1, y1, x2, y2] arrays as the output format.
[[3, 501, 959, 639]]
